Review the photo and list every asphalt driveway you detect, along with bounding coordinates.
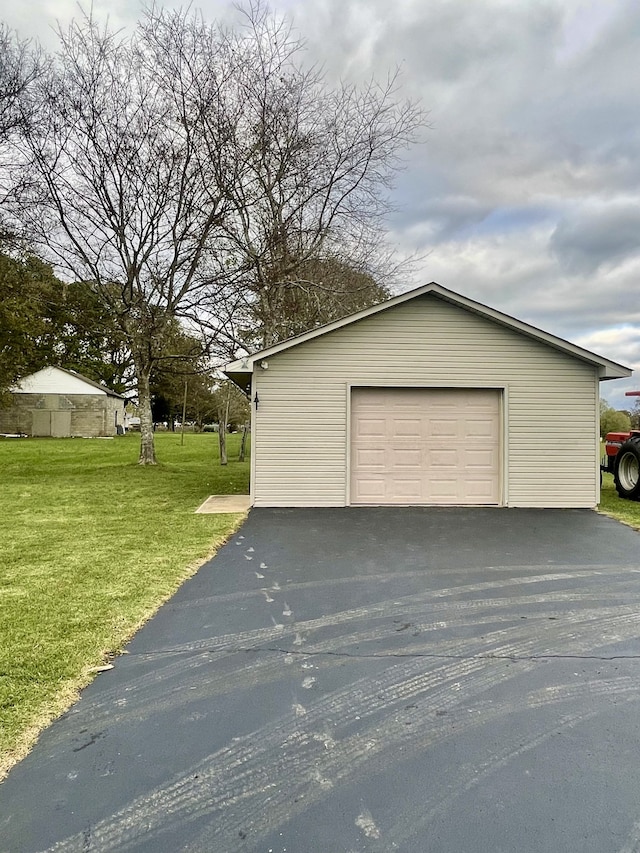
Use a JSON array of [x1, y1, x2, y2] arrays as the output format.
[[2, 507, 640, 852]]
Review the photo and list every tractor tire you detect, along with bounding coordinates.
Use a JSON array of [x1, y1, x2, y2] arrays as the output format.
[[614, 438, 640, 500]]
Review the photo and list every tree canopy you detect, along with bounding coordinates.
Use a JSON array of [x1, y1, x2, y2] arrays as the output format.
[[0, 252, 127, 400], [240, 255, 391, 349], [600, 399, 631, 438]]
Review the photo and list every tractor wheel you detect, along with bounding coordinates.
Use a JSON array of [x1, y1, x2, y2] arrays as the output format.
[[614, 439, 640, 500]]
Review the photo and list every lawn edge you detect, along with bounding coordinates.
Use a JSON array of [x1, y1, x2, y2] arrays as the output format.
[[0, 514, 246, 781], [595, 507, 640, 532]]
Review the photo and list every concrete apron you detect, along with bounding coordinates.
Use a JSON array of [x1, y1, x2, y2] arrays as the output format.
[[2, 507, 640, 852], [195, 494, 251, 513]]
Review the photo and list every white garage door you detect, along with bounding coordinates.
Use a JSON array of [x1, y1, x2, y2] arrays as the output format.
[[350, 388, 501, 505]]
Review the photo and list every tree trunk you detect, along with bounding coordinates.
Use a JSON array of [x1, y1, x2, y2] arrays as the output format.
[[239, 423, 248, 462], [133, 354, 157, 465], [218, 424, 227, 466]]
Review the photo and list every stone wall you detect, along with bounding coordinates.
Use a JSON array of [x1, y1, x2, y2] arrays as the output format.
[[0, 393, 125, 437]]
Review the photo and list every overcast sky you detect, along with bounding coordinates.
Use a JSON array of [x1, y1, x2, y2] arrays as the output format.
[[5, 0, 639, 406]]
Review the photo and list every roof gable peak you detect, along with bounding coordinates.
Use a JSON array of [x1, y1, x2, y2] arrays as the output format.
[[224, 282, 630, 381]]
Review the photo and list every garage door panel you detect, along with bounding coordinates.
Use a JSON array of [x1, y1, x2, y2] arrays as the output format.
[[392, 448, 422, 467], [465, 418, 495, 438], [356, 418, 386, 437], [428, 478, 458, 498], [463, 449, 496, 468], [465, 479, 498, 497], [351, 388, 500, 505], [465, 462, 496, 476], [428, 395, 458, 409], [428, 449, 458, 468], [429, 419, 460, 438], [393, 479, 423, 499], [465, 393, 495, 408], [354, 448, 386, 468], [353, 479, 386, 500], [392, 418, 422, 438]]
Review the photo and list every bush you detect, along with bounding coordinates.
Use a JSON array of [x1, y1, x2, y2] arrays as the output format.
[[600, 406, 631, 438]]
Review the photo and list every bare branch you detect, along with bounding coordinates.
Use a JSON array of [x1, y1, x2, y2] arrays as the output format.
[[4, 1, 426, 458]]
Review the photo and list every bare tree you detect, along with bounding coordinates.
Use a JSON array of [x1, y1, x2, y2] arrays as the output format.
[[144, 3, 424, 349], [0, 24, 46, 244], [240, 255, 392, 348], [10, 3, 424, 463], [0, 24, 46, 140], [13, 11, 237, 463]]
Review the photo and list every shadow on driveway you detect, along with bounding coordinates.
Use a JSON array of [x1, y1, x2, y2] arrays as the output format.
[[2, 508, 640, 852]]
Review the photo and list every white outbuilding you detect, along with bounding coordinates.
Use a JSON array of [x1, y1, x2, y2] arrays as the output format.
[[225, 283, 630, 508], [0, 366, 126, 437]]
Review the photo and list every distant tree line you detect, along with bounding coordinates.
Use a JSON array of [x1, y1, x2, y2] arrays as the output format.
[[0, 249, 249, 434]]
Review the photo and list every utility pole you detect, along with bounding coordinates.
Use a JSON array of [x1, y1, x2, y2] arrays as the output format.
[[181, 380, 188, 446]]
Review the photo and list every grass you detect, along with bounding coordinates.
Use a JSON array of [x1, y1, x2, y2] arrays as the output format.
[[0, 432, 249, 778], [597, 438, 640, 529], [599, 470, 640, 529]]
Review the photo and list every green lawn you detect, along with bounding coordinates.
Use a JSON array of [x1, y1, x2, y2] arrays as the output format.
[[0, 432, 249, 778], [599, 470, 640, 529]]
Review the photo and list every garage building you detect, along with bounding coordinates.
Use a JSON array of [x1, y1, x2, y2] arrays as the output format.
[[225, 283, 630, 508]]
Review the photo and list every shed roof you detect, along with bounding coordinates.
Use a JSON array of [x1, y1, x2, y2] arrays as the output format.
[[225, 282, 631, 392], [14, 366, 125, 399]]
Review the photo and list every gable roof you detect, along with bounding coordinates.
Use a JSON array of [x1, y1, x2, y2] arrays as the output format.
[[14, 366, 125, 399], [224, 282, 631, 391]]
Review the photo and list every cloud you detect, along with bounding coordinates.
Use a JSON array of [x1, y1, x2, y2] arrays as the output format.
[[391, 221, 640, 340], [550, 201, 640, 275], [575, 326, 640, 367], [5, 0, 136, 45], [3, 0, 640, 396]]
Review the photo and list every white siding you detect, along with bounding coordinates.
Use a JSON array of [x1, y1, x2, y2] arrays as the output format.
[[252, 297, 599, 508], [15, 367, 107, 396]]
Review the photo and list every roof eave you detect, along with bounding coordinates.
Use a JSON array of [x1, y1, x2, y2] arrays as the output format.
[[598, 365, 632, 381], [223, 282, 632, 379], [53, 366, 126, 399], [225, 370, 252, 395]]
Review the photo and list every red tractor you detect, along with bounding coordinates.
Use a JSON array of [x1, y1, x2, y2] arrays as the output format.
[[602, 391, 640, 499]]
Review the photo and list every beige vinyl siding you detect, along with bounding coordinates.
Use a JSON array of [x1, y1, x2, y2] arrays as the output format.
[[251, 296, 598, 508]]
